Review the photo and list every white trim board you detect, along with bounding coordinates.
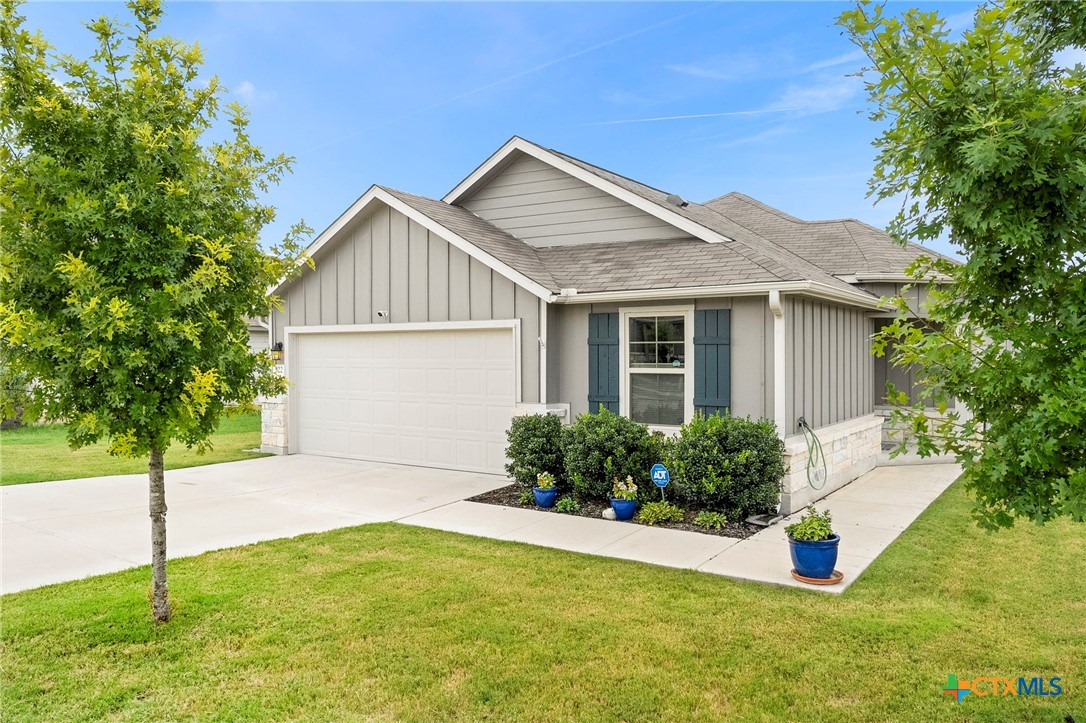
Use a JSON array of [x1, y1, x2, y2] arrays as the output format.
[[554, 281, 881, 309], [443, 137, 734, 246], [271, 185, 554, 302]]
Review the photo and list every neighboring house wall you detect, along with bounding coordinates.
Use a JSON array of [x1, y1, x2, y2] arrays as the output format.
[[459, 153, 692, 247], [270, 202, 543, 404], [551, 296, 775, 421], [248, 326, 269, 353], [785, 296, 874, 432]]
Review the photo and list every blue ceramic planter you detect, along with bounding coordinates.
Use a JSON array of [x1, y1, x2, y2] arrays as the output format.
[[788, 534, 841, 579], [610, 498, 636, 521], [533, 486, 557, 508]]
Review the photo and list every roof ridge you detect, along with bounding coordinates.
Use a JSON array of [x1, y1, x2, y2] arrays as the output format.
[[839, 218, 877, 270], [712, 192, 807, 224]]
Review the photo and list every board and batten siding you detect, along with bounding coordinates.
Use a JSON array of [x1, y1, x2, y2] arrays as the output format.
[[552, 296, 774, 421], [785, 296, 873, 430], [271, 202, 542, 403], [459, 152, 692, 247]]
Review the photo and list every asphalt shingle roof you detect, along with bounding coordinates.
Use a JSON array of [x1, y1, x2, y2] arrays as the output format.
[[382, 142, 956, 298], [703, 192, 958, 276]]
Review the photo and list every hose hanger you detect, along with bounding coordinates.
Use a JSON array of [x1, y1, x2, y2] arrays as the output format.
[[796, 417, 827, 490]]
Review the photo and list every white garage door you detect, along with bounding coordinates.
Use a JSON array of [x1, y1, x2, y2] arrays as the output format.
[[292, 327, 516, 473]]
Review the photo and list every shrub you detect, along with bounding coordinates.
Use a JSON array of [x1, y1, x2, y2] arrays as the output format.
[[693, 511, 729, 529], [554, 496, 581, 514], [505, 413, 565, 488], [666, 412, 784, 520], [637, 501, 684, 526], [562, 407, 662, 501], [517, 489, 534, 506], [785, 507, 835, 541]]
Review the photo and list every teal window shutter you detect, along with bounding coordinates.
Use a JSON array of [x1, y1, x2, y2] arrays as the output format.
[[694, 309, 731, 416], [588, 312, 619, 413]]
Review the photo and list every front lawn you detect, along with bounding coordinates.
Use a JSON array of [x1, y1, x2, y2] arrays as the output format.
[[2, 480, 1083, 721], [0, 411, 267, 486]]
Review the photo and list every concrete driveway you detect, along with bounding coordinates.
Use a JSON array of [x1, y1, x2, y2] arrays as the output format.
[[1, 455, 506, 594]]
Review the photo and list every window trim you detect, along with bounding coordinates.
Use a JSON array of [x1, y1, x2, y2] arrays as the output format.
[[619, 304, 695, 430]]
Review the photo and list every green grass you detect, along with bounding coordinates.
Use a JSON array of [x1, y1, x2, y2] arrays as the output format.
[[0, 412, 267, 486], [2, 480, 1083, 721]]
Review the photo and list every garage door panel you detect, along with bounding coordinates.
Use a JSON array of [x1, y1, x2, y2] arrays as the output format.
[[293, 328, 515, 473]]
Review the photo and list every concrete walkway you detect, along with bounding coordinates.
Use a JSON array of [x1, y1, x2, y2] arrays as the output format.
[[399, 463, 962, 593], [1, 455, 506, 594], [3, 456, 959, 596]]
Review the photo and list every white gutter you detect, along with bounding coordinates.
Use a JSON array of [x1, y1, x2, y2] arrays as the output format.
[[551, 280, 880, 309], [851, 273, 953, 283], [768, 290, 787, 437]]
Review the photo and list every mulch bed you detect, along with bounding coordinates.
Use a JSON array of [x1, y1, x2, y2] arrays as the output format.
[[467, 484, 761, 540]]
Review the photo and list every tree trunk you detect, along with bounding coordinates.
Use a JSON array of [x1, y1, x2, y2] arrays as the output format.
[[149, 447, 171, 622]]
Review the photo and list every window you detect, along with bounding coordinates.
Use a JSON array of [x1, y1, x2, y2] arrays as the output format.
[[626, 314, 687, 426]]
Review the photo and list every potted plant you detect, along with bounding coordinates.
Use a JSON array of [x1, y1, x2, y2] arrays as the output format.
[[532, 471, 558, 508], [610, 475, 638, 520], [785, 506, 841, 582]]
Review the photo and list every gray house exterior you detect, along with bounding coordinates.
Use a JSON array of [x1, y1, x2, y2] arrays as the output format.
[[263, 137, 952, 512]]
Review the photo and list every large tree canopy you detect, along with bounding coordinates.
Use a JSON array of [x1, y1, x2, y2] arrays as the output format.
[[839, 1, 1086, 529], [0, 0, 307, 619]]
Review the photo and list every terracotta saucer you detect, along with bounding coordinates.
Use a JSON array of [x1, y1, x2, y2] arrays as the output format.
[[790, 569, 845, 585]]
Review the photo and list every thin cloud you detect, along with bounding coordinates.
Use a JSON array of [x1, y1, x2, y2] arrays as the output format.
[[301, 4, 715, 155], [717, 125, 795, 149], [588, 107, 802, 127], [766, 75, 862, 115], [234, 80, 275, 103], [802, 50, 865, 73]]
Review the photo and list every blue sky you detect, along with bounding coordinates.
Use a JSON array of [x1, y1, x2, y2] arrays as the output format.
[[26, 1, 975, 258]]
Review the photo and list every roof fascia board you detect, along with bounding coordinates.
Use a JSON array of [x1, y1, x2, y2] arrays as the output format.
[[444, 138, 734, 245], [272, 185, 554, 302], [554, 281, 880, 308]]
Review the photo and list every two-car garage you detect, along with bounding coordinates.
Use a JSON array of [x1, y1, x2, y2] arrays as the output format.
[[289, 323, 519, 474]]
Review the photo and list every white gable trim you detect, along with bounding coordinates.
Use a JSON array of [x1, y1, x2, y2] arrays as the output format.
[[443, 137, 734, 245], [272, 185, 554, 301]]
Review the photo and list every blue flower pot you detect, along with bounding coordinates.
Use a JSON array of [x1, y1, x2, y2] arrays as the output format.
[[610, 498, 636, 521], [788, 534, 841, 579], [533, 486, 557, 508]]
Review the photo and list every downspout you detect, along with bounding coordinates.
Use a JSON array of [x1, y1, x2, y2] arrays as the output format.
[[768, 290, 787, 438], [539, 297, 548, 404]]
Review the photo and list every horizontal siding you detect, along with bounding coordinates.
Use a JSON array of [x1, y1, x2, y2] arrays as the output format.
[[786, 297, 873, 430], [270, 202, 542, 403], [460, 153, 689, 248]]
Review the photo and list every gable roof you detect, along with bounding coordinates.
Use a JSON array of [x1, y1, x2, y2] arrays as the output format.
[[282, 138, 954, 308]]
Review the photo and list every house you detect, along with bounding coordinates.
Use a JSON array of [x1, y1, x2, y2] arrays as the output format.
[[263, 137, 952, 513]]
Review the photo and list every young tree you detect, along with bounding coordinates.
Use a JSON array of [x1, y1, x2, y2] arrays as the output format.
[[0, 0, 308, 620], [839, 1, 1085, 529]]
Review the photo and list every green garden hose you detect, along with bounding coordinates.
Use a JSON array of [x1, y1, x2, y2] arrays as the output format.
[[797, 417, 828, 491]]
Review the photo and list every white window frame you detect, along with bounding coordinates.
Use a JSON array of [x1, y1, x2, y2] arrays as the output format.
[[619, 304, 695, 432]]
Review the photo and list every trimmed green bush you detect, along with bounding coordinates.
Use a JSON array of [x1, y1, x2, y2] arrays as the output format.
[[505, 413, 565, 488], [666, 412, 784, 519], [637, 501, 684, 526], [562, 407, 662, 501]]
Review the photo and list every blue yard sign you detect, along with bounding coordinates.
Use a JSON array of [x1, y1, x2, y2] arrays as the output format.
[[651, 463, 670, 488]]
